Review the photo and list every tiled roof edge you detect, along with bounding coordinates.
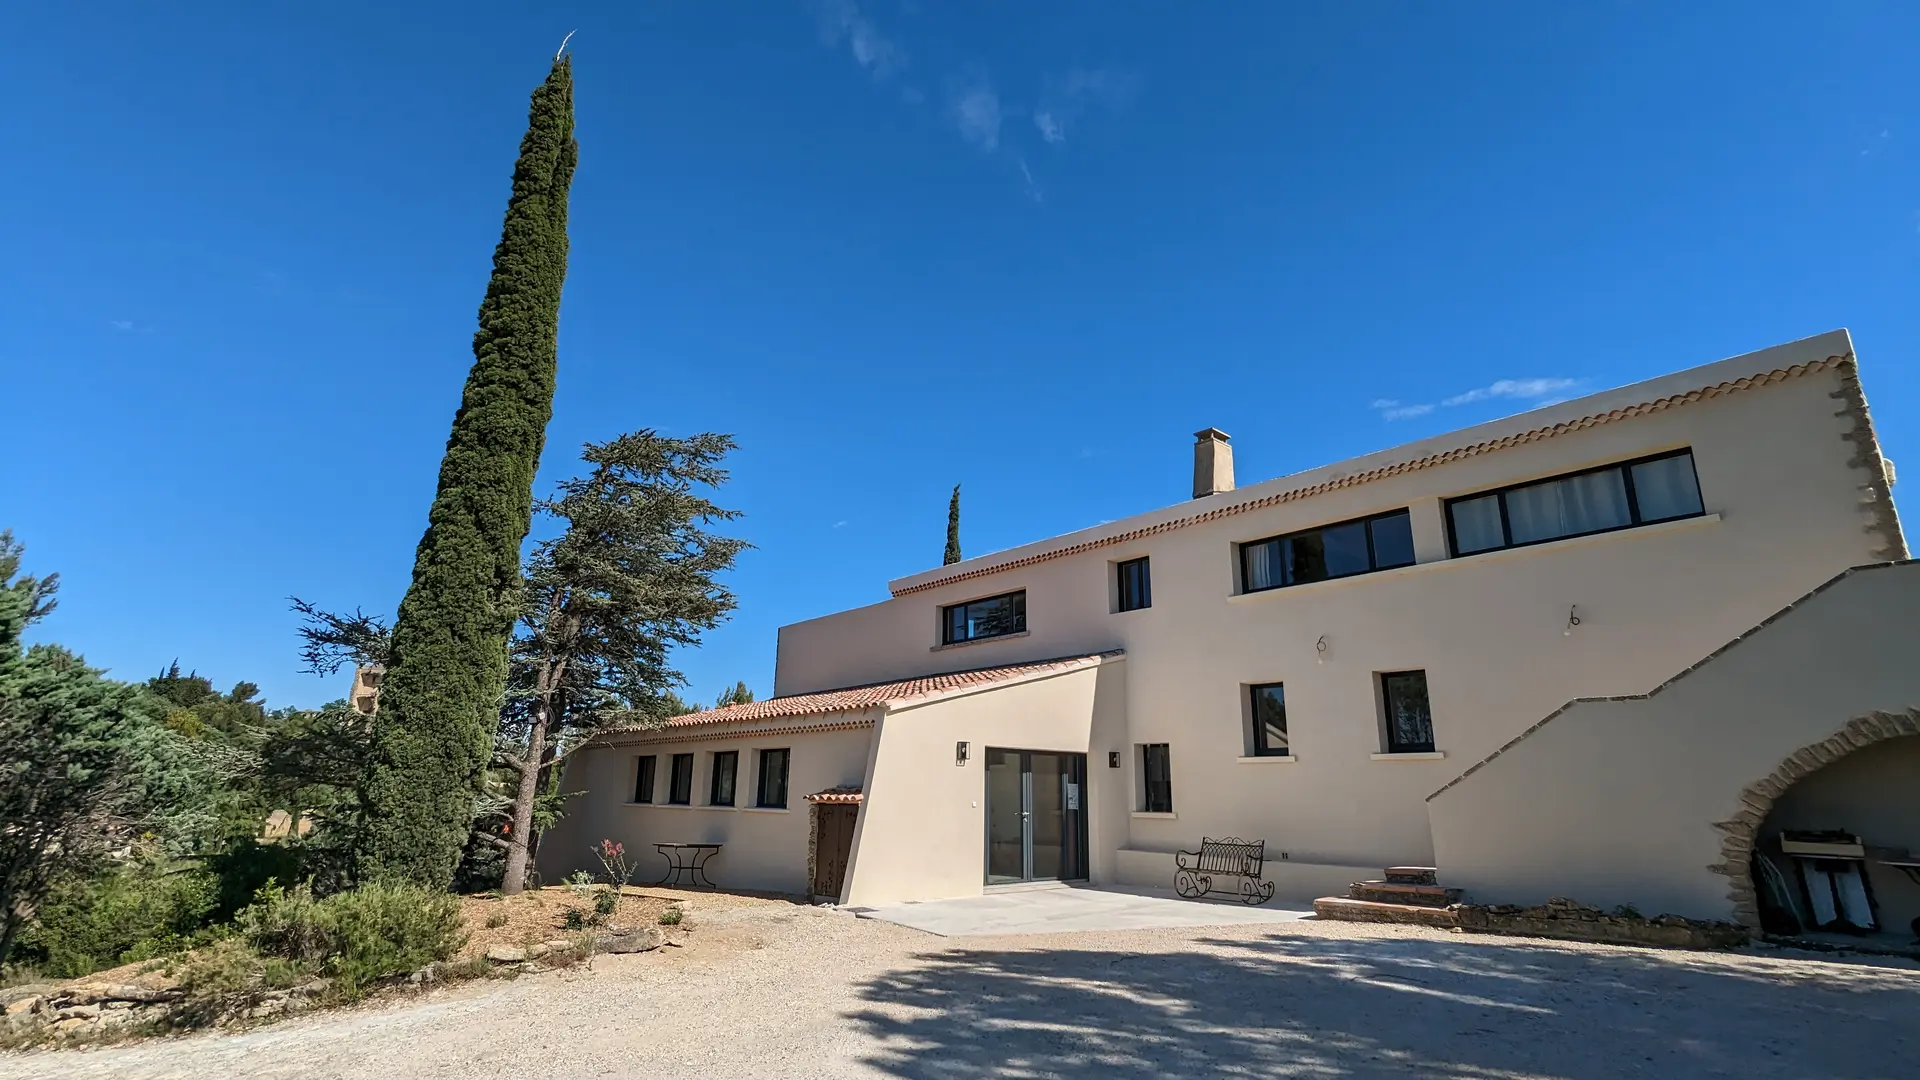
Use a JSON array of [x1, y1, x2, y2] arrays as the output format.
[[892, 354, 1849, 598], [878, 649, 1125, 714]]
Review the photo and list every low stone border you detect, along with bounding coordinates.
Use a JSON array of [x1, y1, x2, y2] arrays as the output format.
[[1454, 897, 1751, 950]]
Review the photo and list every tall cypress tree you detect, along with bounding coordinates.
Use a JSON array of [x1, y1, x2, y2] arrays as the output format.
[[357, 55, 578, 886], [944, 484, 962, 565]]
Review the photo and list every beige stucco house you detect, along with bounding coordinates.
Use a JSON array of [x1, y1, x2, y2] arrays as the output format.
[[542, 329, 1917, 937]]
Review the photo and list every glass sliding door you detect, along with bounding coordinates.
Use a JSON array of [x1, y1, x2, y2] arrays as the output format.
[[985, 749, 1026, 884], [983, 748, 1087, 884]]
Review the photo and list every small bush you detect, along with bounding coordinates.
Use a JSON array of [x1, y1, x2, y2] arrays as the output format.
[[658, 907, 683, 927], [593, 889, 618, 917], [169, 938, 271, 1025], [17, 854, 223, 978], [239, 882, 466, 1000], [562, 907, 588, 931], [485, 911, 511, 929], [565, 870, 596, 898]]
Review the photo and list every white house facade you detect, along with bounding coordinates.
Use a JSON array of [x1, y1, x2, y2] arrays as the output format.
[[542, 329, 1918, 936]]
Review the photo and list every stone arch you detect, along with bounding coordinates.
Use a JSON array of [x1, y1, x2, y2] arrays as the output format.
[[1710, 708, 1920, 929]]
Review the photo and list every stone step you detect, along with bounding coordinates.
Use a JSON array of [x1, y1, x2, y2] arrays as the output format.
[[1313, 896, 1461, 929], [1348, 881, 1462, 908], [1384, 866, 1439, 886]]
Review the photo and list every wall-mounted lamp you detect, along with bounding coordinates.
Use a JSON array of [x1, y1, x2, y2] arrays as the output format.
[[955, 741, 970, 766], [1315, 634, 1329, 665], [1563, 605, 1582, 638], [1108, 751, 1122, 769]]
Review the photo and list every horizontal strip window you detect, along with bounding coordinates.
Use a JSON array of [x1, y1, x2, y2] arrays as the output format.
[[1240, 509, 1415, 593], [942, 590, 1027, 645], [1446, 449, 1704, 557]]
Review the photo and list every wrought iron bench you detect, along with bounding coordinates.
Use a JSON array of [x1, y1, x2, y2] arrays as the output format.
[[1174, 837, 1276, 905]]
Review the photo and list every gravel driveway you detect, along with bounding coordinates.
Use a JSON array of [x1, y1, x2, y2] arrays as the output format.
[[6, 899, 1916, 1079]]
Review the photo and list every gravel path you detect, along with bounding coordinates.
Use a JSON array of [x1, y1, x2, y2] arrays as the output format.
[[6, 901, 1916, 1079]]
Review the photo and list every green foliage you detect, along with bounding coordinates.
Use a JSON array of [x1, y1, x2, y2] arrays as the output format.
[[145, 663, 270, 744], [658, 906, 683, 927], [485, 910, 510, 929], [714, 681, 754, 708], [593, 889, 618, 917], [169, 937, 296, 1026], [14, 851, 223, 978], [240, 882, 465, 1000], [562, 907, 588, 931], [358, 56, 578, 887], [944, 483, 962, 565], [0, 532, 174, 967]]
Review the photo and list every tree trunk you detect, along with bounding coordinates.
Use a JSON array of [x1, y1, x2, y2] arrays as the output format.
[[499, 709, 548, 896]]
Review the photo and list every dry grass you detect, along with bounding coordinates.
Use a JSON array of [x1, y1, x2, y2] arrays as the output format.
[[455, 887, 676, 959]]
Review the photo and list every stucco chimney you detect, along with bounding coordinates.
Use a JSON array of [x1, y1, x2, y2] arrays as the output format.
[[1193, 428, 1234, 499]]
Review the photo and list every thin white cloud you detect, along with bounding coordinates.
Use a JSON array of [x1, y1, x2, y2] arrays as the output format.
[[833, 520, 848, 529], [949, 73, 1001, 152], [1031, 67, 1138, 144], [1016, 156, 1042, 202], [1372, 378, 1582, 421], [1441, 378, 1580, 407], [814, 0, 905, 81], [108, 319, 135, 331]]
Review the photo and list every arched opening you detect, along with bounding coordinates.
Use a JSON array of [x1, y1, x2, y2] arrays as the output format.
[[1713, 714, 1920, 947]]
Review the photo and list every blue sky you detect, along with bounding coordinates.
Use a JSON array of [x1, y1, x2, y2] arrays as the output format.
[[3, 3, 1916, 710]]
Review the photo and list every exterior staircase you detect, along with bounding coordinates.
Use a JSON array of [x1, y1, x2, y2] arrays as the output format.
[[1313, 867, 1463, 928]]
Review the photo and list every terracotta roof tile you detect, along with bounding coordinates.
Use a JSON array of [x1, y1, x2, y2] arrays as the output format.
[[627, 652, 1120, 733], [805, 787, 864, 804]]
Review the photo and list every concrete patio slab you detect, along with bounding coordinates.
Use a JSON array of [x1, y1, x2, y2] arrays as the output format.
[[851, 885, 1312, 936]]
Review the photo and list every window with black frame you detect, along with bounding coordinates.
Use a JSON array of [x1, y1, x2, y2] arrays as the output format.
[[1248, 683, 1290, 756], [1240, 509, 1416, 593], [1141, 743, 1173, 812], [1447, 449, 1704, 556], [668, 753, 694, 805], [1381, 670, 1435, 754], [755, 748, 790, 809], [710, 750, 739, 806], [632, 755, 657, 804], [941, 590, 1027, 644], [1115, 557, 1151, 612]]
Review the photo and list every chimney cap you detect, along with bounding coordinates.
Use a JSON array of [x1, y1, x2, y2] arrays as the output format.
[[1194, 427, 1231, 442]]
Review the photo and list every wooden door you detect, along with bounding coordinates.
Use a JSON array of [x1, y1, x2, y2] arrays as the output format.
[[812, 803, 858, 899]]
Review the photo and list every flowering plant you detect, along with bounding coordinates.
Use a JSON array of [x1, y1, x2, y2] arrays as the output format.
[[595, 839, 638, 893]]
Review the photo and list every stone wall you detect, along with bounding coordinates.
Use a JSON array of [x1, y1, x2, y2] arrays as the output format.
[[1454, 897, 1752, 950]]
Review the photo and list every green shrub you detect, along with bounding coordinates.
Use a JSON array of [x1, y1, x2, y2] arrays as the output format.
[[485, 911, 510, 929], [17, 855, 223, 978], [658, 906, 682, 927], [593, 889, 618, 917], [562, 907, 587, 931], [239, 882, 466, 1000]]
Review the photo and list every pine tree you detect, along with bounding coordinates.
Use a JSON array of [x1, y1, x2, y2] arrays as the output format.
[[356, 54, 578, 887], [944, 484, 962, 565], [714, 681, 755, 709]]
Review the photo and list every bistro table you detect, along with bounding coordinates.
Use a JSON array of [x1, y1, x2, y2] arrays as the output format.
[[653, 843, 723, 888]]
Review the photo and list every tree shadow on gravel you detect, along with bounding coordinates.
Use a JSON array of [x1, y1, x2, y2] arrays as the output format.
[[845, 929, 1920, 1079]]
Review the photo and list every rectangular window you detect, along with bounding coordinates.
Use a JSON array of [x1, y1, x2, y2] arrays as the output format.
[[1381, 670, 1435, 754], [942, 590, 1028, 644], [710, 750, 738, 807], [755, 748, 790, 809], [1115, 557, 1151, 612], [668, 753, 694, 805], [1446, 449, 1704, 556], [1248, 683, 1290, 757], [1141, 743, 1173, 813], [632, 755, 657, 804], [1240, 509, 1416, 593]]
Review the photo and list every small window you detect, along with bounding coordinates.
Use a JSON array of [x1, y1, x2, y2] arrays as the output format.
[[633, 755, 658, 804], [1381, 671, 1435, 754], [942, 591, 1027, 644], [1116, 557, 1151, 612], [1141, 744, 1173, 813], [1446, 449, 1703, 555], [1248, 683, 1290, 757], [755, 748, 790, 809], [668, 753, 695, 805], [710, 750, 739, 807], [1241, 509, 1416, 593]]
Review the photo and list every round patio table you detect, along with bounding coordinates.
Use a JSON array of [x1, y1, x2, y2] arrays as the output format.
[[653, 842, 722, 888]]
